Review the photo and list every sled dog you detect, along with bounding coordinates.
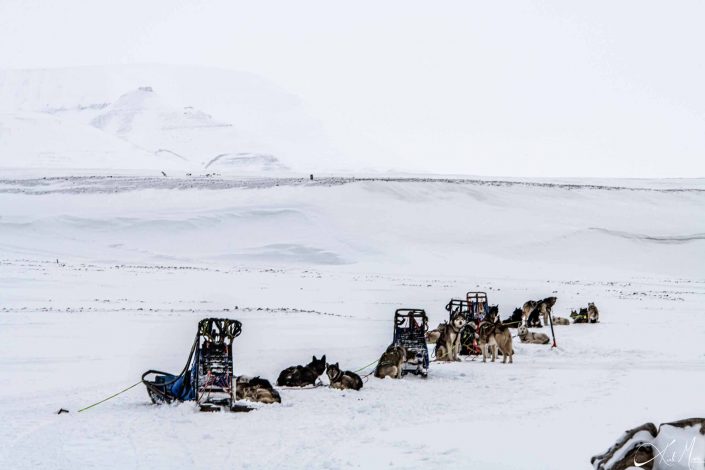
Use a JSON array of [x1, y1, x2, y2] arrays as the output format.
[[425, 324, 444, 344], [277, 355, 327, 387], [517, 325, 550, 344], [326, 363, 363, 391], [484, 305, 499, 323], [587, 302, 600, 323], [236, 376, 281, 404], [478, 320, 514, 363], [374, 345, 406, 379], [504, 308, 523, 327], [521, 300, 537, 325], [571, 308, 589, 323], [551, 316, 571, 326], [523, 297, 558, 327], [434, 312, 467, 362]]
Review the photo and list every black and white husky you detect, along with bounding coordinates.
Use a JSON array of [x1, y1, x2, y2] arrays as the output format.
[[523, 297, 558, 327], [276, 355, 327, 387]]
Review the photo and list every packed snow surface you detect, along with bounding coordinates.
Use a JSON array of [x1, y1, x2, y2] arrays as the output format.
[[0, 175, 703, 469]]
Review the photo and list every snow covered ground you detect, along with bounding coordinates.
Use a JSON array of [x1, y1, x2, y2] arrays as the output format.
[[0, 175, 703, 469]]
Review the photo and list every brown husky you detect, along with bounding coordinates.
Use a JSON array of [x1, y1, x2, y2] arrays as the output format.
[[374, 345, 406, 379], [478, 320, 513, 363]]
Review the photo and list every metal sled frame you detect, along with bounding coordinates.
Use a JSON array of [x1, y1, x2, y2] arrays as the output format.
[[466, 292, 489, 321], [142, 318, 243, 411], [446, 298, 479, 356], [446, 298, 471, 320], [393, 308, 429, 377]]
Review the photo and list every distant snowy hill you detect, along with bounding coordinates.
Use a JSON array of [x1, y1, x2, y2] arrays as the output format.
[[0, 65, 334, 172], [0, 111, 181, 170]]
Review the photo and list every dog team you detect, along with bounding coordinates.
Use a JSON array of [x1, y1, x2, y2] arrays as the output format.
[[239, 297, 600, 402]]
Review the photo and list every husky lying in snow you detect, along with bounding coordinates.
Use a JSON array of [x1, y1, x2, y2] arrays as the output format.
[[478, 320, 513, 363], [517, 325, 550, 344], [326, 363, 363, 391], [374, 345, 406, 379], [591, 418, 705, 470], [236, 376, 281, 404], [277, 355, 327, 387], [434, 312, 467, 362], [571, 308, 589, 323], [551, 316, 570, 325]]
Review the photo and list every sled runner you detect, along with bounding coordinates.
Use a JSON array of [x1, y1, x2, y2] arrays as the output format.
[[393, 309, 429, 377], [142, 318, 245, 412]]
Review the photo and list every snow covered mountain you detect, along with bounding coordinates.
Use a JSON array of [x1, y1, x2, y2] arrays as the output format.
[[0, 111, 177, 170], [0, 65, 334, 172]]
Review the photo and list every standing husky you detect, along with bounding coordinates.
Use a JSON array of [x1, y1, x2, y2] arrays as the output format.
[[517, 325, 550, 344], [326, 363, 363, 391], [478, 321, 497, 362], [434, 312, 467, 361], [277, 355, 327, 387], [521, 300, 538, 325], [523, 297, 558, 327], [374, 345, 406, 379], [478, 320, 514, 363], [540, 297, 558, 325]]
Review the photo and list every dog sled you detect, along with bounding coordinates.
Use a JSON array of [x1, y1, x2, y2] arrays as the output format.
[[466, 292, 489, 320], [445, 298, 471, 318], [142, 318, 248, 412], [393, 309, 430, 377], [445, 299, 479, 355]]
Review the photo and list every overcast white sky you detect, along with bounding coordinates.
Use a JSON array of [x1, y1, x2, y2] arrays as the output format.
[[1, 0, 704, 177]]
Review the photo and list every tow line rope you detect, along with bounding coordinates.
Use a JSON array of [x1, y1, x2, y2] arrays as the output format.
[[352, 359, 378, 373], [65, 357, 391, 410], [73, 381, 142, 413]]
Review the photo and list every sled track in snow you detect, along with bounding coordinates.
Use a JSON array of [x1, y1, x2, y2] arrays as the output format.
[[0, 175, 704, 195]]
